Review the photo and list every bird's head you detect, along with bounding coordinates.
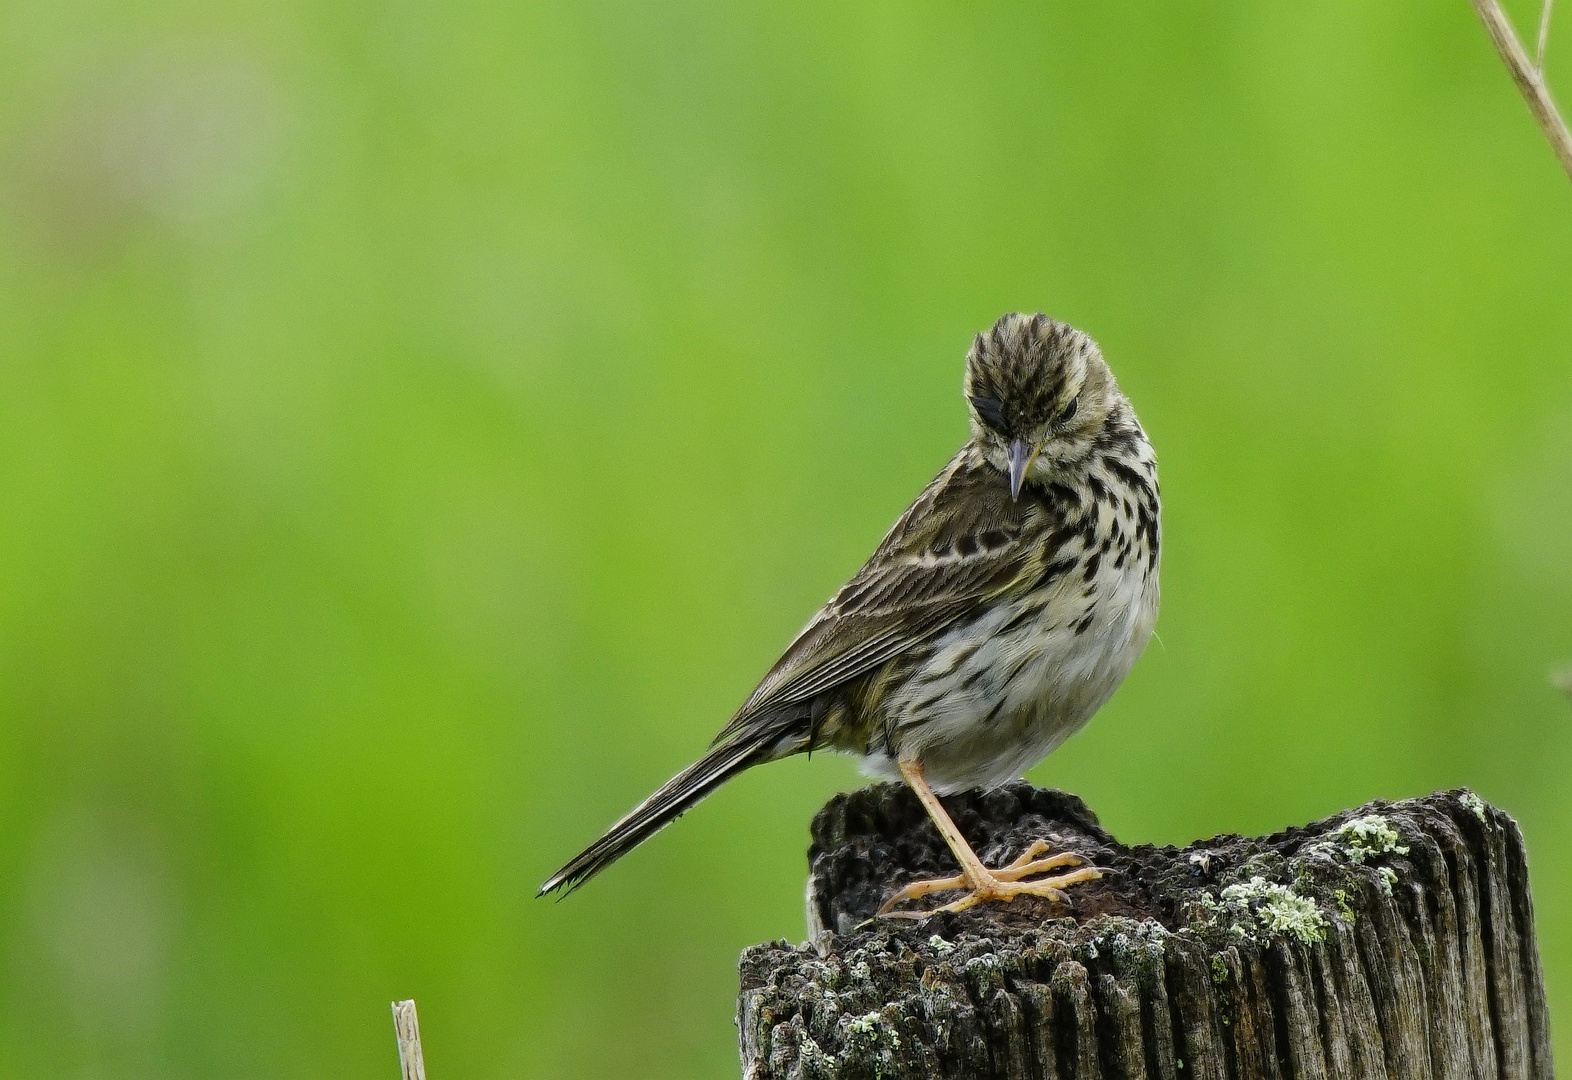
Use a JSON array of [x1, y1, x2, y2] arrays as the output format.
[[963, 313, 1117, 499]]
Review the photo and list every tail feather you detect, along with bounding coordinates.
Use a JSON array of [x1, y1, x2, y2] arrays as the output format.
[[538, 725, 798, 897]]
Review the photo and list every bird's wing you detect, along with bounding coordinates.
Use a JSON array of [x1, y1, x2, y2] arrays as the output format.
[[713, 448, 1072, 744]]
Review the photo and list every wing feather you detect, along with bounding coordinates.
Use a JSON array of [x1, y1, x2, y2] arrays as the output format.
[[713, 447, 1070, 745]]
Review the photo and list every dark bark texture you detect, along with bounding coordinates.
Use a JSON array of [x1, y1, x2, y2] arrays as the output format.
[[737, 784, 1552, 1080]]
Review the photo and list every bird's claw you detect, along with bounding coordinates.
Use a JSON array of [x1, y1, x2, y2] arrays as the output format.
[[877, 841, 1105, 918]]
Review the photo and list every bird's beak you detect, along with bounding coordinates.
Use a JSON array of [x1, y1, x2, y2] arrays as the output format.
[[1008, 439, 1039, 500]]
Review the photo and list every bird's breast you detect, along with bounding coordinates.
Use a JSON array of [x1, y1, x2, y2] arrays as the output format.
[[870, 480, 1159, 793]]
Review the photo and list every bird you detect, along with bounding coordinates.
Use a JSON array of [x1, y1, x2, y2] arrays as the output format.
[[539, 313, 1160, 916]]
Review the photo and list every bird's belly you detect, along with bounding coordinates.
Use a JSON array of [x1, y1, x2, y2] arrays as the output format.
[[865, 559, 1158, 794]]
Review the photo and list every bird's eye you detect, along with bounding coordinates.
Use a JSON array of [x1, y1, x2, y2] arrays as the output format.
[[968, 395, 1008, 433], [1060, 396, 1079, 424]]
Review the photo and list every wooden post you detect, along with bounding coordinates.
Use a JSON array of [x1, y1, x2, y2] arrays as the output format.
[[391, 999, 428, 1080], [738, 784, 1553, 1079]]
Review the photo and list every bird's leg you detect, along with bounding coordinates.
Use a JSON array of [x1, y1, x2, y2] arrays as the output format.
[[878, 759, 1103, 918]]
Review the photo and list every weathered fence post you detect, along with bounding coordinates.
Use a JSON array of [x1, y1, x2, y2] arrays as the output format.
[[738, 784, 1553, 1079]]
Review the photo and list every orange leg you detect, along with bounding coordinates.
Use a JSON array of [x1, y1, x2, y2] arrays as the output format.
[[878, 759, 1103, 918]]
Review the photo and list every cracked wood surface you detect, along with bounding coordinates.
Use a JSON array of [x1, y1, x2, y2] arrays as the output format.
[[737, 784, 1553, 1080]]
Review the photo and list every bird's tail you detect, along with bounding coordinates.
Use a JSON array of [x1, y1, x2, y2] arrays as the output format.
[[538, 720, 802, 897]]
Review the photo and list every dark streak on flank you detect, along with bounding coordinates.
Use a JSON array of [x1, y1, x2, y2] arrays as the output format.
[[1047, 482, 1082, 509], [1104, 457, 1154, 502]]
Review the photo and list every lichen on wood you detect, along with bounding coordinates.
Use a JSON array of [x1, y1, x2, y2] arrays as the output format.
[[737, 785, 1552, 1080]]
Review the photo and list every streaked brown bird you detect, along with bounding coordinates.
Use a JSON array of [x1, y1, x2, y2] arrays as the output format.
[[540, 313, 1160, 915]]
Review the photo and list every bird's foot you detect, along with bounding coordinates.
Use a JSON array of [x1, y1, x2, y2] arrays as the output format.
[[877, 840, 1104, 918]]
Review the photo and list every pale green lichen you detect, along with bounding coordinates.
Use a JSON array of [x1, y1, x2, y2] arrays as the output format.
[[1220, 876, 1328, 943], [1459, 792, 1487, 823], [795, 1034, 835, 1077], [1333, 888, 1357, 924], [844, 1012, 899, 1048], [841, 1010, 901, 1078], [1105, 919, 1169, 963], [1335, 816, 1410, 863], [927, 935, 954, 954]]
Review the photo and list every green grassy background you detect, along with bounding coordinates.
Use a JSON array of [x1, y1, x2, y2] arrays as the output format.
[[1, 2, 1569, 1076]]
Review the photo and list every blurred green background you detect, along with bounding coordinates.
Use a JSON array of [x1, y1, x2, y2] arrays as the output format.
[[0, 1, 1569, 1076]]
